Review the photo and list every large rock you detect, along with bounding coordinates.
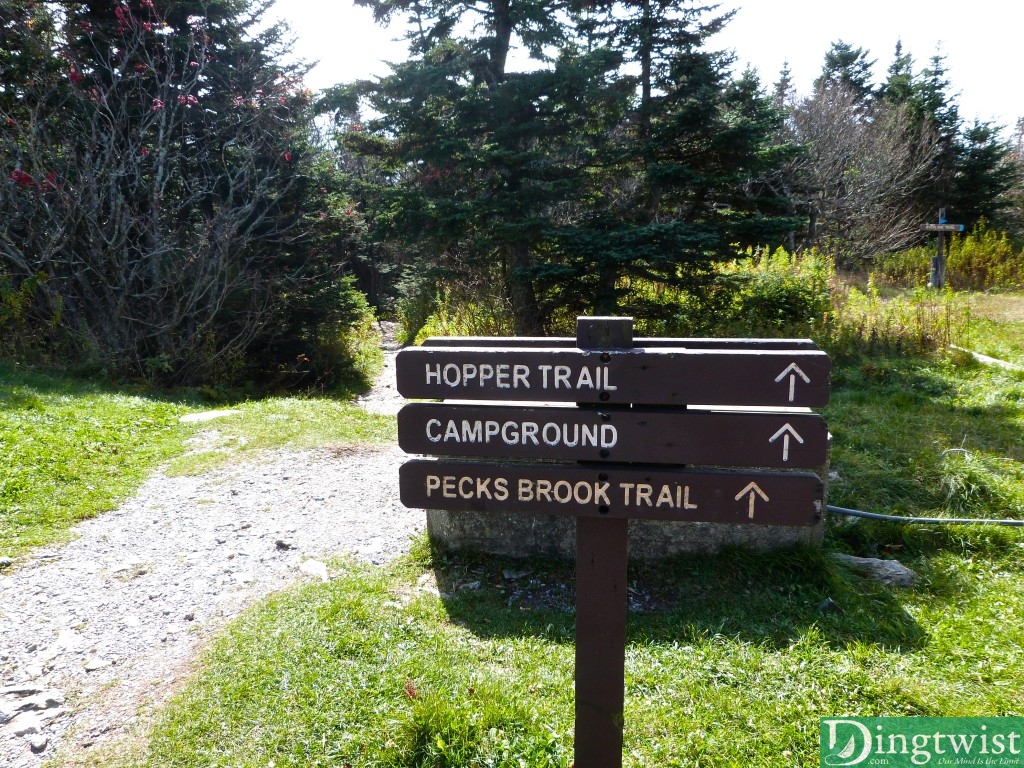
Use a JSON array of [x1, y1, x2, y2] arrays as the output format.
[[831, 553, 917, 587]]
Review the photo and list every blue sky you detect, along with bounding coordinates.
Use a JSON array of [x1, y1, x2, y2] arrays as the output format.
[[269, 0, 1023, 135]]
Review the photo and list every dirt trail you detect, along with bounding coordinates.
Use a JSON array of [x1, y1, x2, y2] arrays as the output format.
[[0, 325, 416, 767]]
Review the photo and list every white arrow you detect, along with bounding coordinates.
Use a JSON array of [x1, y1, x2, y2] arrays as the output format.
[[774, 363, 811, 402], [769, 423, 805, 462], [735, 482, 769, 519]]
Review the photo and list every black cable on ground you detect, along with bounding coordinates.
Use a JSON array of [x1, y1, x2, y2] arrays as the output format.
[[827, 505, 1024, 527]]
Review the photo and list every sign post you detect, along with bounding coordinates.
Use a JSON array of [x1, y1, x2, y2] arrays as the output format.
[[395, 317, 830, 767], [573, 317, 630, 768], [921, 208, 964, 289]]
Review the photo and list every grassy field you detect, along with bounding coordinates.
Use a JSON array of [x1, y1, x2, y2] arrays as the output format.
[[0, 367, 393, 559], [964, 293, 1024, 367], [5, 294, 1023, 767], [96, 296, 1024, 768], [0, 365, 196, 557]]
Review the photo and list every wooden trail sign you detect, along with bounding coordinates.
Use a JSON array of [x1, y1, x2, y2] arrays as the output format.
[[396, 345, 831, 407], [398, 403, 829, 469], [395, 317, 831, 768], [400, 460, 824, 525], [922, 208, 964, 289]]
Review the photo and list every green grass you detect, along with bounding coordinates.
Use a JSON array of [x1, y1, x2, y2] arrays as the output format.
[[0, 364, 196, 557], [124, 527, 1023, 768], [825, 354, 1024, 523], [101, 336, 1024, 768], [0, 364, 396, 558], [962, 292, 1024, 367], [164, 398, 397, 476]]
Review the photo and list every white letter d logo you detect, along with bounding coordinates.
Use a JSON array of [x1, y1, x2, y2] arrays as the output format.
[[822, 719, 873, 766]]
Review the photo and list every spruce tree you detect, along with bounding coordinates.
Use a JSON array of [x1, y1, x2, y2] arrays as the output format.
[[346, 0, 797, 330]]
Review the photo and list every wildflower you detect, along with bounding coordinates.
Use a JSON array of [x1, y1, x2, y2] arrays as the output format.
[[283, 150, 293, 162], [135, 64, 147, 72], [404, 680, 418, 699], [139, 0, 154, 9], [9, 169, 34, 187], [140, 147, 150, 156], [69, 68, 84, 85], [142, 22, 153, 32], [151, 98, 164, 111]]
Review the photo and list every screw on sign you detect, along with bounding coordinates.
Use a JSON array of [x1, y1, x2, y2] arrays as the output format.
[[395, 317, 831, 768]]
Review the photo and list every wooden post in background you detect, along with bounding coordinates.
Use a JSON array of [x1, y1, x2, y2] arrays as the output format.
[[931, 208, 947, 289]]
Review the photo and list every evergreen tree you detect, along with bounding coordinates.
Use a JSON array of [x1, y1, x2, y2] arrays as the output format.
[[814, 40, 875, 103], [347, 0, 624, 334], [772, 61, 795, 108], [880, 40, 914, 105], [948, 120, 1017, 227], [345, 0, 798, 330]]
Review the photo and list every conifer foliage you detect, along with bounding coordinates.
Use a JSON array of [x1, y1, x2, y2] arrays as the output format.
[[342, 0, 796, 334]]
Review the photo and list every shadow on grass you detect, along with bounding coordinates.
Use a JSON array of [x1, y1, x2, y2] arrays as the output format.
[[426, 542, 929, 654], [0, 360, 374, 409]]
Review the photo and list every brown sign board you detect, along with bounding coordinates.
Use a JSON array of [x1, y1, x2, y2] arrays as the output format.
[[400, 459, 823, 527], [398, 403, 829, 469], [396, 347, 831, 407]]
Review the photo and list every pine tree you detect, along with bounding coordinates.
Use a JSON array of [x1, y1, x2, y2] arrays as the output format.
[[814, 41, 876, 103], [346, 0, 798, 329], [544, 2, 797, 318], [347, 0, 624, 334], [948, 120, 1017, 227], [880, 40, 914, 105]]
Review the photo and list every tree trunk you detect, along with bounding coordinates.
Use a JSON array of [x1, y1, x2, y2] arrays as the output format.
[[506, 242, 541, 335], [594, 261, 618, 316], [487, 0, 512, 86]]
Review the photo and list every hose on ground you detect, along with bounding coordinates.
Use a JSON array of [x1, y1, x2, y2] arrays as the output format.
[[827, 505, 1024, 527]]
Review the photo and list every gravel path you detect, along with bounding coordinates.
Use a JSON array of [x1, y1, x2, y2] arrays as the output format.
[[0, 323, 416, 767]]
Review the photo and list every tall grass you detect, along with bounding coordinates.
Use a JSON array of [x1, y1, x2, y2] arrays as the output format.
[[820, 282, 970, 359], [402, 248, 971, 359], [876, 222, 1024, 291]]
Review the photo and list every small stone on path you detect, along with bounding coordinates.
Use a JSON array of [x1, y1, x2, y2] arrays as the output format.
[[20, 691, 65, 712], [8, 712, 43, 737], [298, 559, 329, 582]]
